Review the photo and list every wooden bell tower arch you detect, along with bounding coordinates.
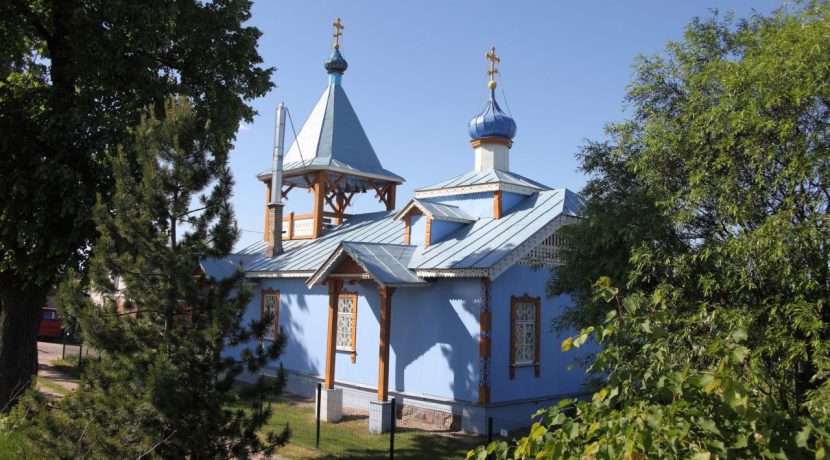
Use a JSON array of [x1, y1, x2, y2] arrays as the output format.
[[263, 170, 398, 240]]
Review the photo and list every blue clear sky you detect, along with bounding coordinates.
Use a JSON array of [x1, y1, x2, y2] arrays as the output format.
[[231, 0, 783, 249]]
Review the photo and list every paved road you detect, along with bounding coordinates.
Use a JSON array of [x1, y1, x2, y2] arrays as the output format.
[[37, 340, 81, 395]]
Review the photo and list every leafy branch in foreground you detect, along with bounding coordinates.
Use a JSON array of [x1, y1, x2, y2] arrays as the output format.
[[471, 279, 829, 460]]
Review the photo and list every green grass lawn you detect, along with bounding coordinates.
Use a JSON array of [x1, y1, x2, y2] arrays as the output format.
[[35, 376, 69, 396], [250, 398, 485, 460], [49, 354, 84, 379]]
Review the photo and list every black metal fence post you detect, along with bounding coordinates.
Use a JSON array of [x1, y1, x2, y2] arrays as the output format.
[[78, 341, 83, 368], [316, 383, 322, 449], [389, 397, 396, 460], [488, 416, 493, 444], [61, 332, 67, 359]]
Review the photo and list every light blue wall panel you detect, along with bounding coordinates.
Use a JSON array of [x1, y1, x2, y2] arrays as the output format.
[[389, 278, 481, 402], [430, 220, 464, 244], [489, 264, 593, 403], [266, 278, 329, 376], [242, 277, 483, 402], [501, 191, 526, 215], [332, 281, 381, 385], [410, 215, 426, 246], [427, 192, 494, 219]]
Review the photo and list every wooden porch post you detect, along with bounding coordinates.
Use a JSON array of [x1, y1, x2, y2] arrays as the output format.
[[377, 286, 395, 401], [479, 277, 492, 404], [324, 279, 343, 389]]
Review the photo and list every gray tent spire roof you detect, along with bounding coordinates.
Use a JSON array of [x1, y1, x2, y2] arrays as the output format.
[[258, 55, 403, 185]]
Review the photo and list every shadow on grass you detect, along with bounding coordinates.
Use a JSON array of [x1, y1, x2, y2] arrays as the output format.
[[49, 354, 83, 379]]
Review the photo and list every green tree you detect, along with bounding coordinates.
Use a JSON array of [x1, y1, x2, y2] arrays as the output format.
[[474, 2, 830, 458], [18, 98, 289, 458], [548, 133, 682, 334], [0, 0, 272, 410]]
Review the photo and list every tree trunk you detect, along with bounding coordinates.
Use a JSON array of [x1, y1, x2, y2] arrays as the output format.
[[0, 279, 47, 412]]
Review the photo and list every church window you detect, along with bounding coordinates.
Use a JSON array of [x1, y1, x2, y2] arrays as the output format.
[[510, 294, 541, 378], [261, 289, 279, 341], [336, 291, 358, 362]]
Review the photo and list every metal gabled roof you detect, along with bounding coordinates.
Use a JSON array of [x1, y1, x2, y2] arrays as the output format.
[[227, 189, 582, 281], [307, 242, 427, 288], [239, 210, 404, 275], [417, 169, 552, 191], [393, 199, 476, 224], [410, 189, 582, 274], [257, 84, 403, 184]]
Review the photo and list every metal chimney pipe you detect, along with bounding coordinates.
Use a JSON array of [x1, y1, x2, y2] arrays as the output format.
[[270, 103, 286, 205], [266, 103, 287, 257]]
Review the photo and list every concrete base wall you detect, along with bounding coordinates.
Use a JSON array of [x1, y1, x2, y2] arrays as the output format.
[[267, 369, 586, 433], [317, 388, 343, 423]]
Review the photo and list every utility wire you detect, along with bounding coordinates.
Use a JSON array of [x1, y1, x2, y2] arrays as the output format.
[[285, 107, 309, 170]]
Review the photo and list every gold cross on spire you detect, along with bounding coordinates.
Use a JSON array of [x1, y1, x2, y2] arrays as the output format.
[[333, 18, 344, 49], [486, 46, 500, 89]]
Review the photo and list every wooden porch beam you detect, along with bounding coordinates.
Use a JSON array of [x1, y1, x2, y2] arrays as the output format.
[[326, 173, 347, 191], [377, 286, 396, 401], [324, 279, 344, 389], [324, 192, 338, 213], [282, 184, 295, 198], [386, 183, 397, 211]]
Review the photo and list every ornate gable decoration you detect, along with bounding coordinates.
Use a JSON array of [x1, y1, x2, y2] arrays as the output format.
[[517, 232, 568, 268]]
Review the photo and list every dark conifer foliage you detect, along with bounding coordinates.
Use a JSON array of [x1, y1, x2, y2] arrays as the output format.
[[19, 99, 289, 459]]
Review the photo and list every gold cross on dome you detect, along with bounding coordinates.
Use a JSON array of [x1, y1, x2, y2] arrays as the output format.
[[333, 18, 344, 49], [486, 46, 500, 88]]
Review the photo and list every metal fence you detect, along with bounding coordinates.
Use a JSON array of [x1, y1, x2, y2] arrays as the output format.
[[282, 383, 531, 460]]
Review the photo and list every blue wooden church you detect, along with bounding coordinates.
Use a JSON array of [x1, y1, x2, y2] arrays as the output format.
[[205, 20, 590, 432]]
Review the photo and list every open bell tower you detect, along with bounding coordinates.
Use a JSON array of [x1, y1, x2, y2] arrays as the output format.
[[259, 18, 403, 244]]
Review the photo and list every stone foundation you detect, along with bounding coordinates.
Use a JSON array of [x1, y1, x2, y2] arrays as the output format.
[[399, 403, 460, 431]]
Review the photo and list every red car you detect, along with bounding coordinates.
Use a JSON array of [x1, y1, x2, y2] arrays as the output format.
[[38, 307, 63, 340]]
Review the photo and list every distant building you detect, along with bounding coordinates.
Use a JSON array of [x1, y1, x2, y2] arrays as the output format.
[[204, 22, 591, 433]]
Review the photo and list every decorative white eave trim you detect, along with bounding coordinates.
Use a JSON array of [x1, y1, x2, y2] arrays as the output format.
[[414, 182, 541, 199], [392, 199, 420, 221], [488, 214, 580, 280], [257, 164, 404, 185], [246, 270, 315, 279], [392, 199, 476, 224], [414, 268, 490, 278]]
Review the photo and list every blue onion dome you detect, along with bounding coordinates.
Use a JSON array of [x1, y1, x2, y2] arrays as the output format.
[[324, 47, 348, 74], [468, 89, 517, 140]]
